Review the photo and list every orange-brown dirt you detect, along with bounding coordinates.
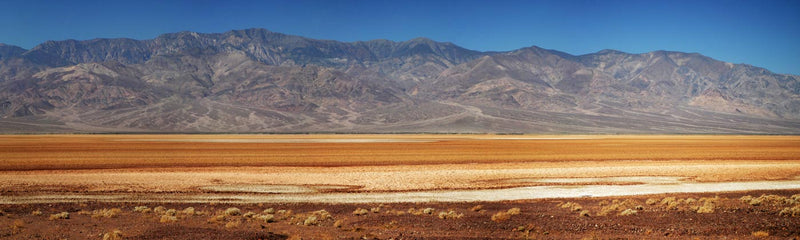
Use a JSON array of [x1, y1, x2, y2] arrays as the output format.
[[1, 135, 799, 239]]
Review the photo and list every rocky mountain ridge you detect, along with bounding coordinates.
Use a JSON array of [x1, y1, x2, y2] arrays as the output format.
[[1, 28, 798, 133]]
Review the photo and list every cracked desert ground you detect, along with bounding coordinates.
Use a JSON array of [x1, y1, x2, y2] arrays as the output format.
[[1, 134, 800, 239]]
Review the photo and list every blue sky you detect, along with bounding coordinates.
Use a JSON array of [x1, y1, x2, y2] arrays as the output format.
[[2, 0, 798, 75]]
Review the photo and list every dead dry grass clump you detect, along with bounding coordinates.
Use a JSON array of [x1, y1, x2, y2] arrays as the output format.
[[491, 208, 521, 222], [353, 208, 369, 216], [159, 215, 177, 223], [306, 210, 333, 226], [644, 196, 720, 213], [558, 202, 582, 212], [779, 206, 800, 217], [243, 211, 256, 218], [743, 194, 797, 206], [333, 219, 344, 228], [423, 207, 435, 215], [263, 208, 275, 214], [371, 206, 382, 213], [313, 210, 333, 220], [470, 205, 484, 212], [659, 197, 681, 210], [275, 210, 293, 221], [618, 209, 637, 216], [695, 203, 715, 214], [224, 220, 241, 229], [751, 231, 769, 237], [437, 210, 463, 219], [694, 198, 717, 214], [597, 199, 640, 216], [153, 206, 166, 215], [92, 208, 123, 218], [48, 212, 69, 220], [207, 207, 252, 225], [579, 210, 591, 217], [407, 208, 422, 216], [303, 215, 318, 226], [224, 207, 241, 216], [406, 207, 436, 216], [102, 229, 123, 240], [256, 214, 275, 223], [30, 210, 42, 216], [182, 207, 196, 216], [207, 214, 227, 224], [384, 209, 406, 216], [285, 209, 333, 226], [165, 209, 177, 216], [133, 206, 151, 213]]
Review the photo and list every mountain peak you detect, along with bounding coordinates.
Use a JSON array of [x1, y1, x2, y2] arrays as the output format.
[[0, 43, 27, 60], [0, 29, 798, 134], [407, 37, 434, 43], [596, 49, 625, 54]]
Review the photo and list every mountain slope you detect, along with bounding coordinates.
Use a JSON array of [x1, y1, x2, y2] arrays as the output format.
[[0, 29, 798, 133]]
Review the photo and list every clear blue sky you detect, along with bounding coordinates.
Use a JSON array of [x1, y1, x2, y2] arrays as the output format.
[[2, 0, 798, 75]]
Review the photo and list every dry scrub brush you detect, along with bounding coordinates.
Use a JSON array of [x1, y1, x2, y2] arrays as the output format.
[[256, 214, 275, 223], [352, 208, 369, 216], [48, 212, 69, 220], [102, 229, 123, 240], [224, 220, 241, 229], [405, 207, 436, 216], [470, 205, 484, 212], [437, 210, 463, 219], [779, 205, 800, 217], [646, 196, 718, 213], [182, 207, 200, 216], [491, 208, 521, 222], [224, 207, 241, 216], [302, 210, 334, 226], [751, 231, 769, 237], [92, 208, 123, 218], [742, 194, 799, 207], [153, 206, 166, 215], [596, 199, 642, 216], [558, 202, 583, 212], [579, 210, 591, 217], [380, 209, 406, 216], [741, 194, 800, 217], [207, 207, 253, 225], [133, 206, 151, 213], [160, 215, 177, 223]]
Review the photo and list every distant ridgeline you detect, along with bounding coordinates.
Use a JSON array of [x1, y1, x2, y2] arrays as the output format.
[[0, 29, 798, 133]]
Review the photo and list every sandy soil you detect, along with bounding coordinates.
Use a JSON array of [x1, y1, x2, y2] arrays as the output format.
[[2, 161, 800, 204], [1, 135, 799, 239]]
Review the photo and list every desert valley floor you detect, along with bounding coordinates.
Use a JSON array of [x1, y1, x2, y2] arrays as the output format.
[[1, 134, 799, 239]]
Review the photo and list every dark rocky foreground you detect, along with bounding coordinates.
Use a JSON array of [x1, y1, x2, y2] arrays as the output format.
[[2, 190, 799, 239]]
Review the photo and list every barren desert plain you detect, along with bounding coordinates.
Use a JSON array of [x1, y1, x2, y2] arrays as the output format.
[[1, 134, 800, 239]]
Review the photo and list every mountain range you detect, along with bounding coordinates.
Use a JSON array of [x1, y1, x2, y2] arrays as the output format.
[[1, 28, 798, 133]]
